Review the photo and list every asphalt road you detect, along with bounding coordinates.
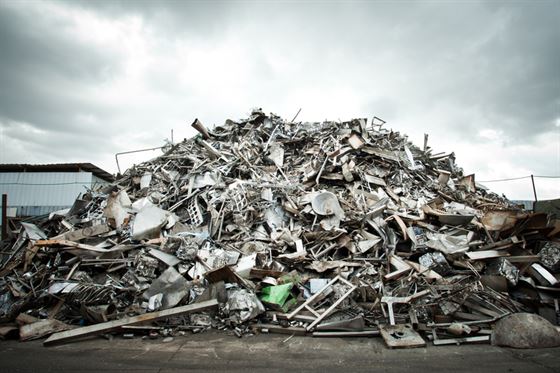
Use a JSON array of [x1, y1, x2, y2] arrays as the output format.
[[1, 330, 559, 372]]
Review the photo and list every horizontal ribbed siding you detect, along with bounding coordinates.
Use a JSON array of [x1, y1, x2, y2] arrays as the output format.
[[0, 171, 93, 216]]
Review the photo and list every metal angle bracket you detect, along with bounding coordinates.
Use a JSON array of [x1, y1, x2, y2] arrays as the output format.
[[287, 275, 357, 331]]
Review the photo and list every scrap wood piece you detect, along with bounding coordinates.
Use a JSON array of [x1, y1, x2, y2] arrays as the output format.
[[380, 324, 426, 348], [44, 299, 218, 346]]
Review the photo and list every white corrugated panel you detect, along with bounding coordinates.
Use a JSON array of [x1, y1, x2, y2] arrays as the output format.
[[91, 174, 111, 189], [0, 172, 93, 214]]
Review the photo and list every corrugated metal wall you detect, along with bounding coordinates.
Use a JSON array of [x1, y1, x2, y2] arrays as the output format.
[[0, 171, 93, 216], [91, 174, 111, 189]]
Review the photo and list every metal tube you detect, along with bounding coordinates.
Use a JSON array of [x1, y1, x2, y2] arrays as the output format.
[[114, 146, 164, 174], [1, 194, 7, 242], [531, 174, 538, 211]]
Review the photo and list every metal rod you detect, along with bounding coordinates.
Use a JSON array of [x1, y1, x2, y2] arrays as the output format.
[[531, 174, 538, 211], [290, 108, 302, 122], [1, 194, 7, 242], [115, 146, 164, 174]]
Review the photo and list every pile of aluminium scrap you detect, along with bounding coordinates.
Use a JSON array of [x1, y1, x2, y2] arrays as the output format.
[[0, 108, 558, 348]]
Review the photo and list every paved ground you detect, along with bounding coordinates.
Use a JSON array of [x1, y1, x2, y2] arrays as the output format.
[[1, 330, 559, 372]]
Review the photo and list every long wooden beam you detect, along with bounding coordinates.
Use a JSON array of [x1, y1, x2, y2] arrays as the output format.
[[44, 299, 218, 346]]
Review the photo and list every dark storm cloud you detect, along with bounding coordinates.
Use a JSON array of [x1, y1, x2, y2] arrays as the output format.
[[61, 1, 559, 143], [433, 1, 560, 141], [0, 0, 557, 198], [0, 4, 121, 135]]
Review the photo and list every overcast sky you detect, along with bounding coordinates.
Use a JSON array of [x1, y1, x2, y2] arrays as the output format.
[[0, 0, 558, 200]]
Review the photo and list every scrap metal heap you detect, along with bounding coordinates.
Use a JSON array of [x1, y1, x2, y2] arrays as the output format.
[[1, 108, 559, 347]]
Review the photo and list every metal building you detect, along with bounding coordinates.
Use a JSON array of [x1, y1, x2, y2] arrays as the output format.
[[0, 163, 114, 217]]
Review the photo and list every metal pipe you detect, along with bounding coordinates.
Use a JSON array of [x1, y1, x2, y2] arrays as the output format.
[[531, 174, 538, 211], [1, 194, 7, 242], [115, 146, 164, 174]]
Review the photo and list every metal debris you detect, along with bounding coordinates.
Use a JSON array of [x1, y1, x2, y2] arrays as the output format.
[[0, 108, 558, 348]]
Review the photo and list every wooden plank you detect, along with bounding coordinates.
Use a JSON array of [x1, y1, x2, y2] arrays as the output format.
[[44, 299, 218, 346]]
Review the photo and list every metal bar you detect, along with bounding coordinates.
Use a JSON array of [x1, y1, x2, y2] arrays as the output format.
[[290, 108, 302, 122], [1, 194, 7, 242], [115, 146, 164, 174], [306, 284, 356, 331], [287, 275, 342, 320], [312, 330, 379, 338], [432, 335, 490, 346], [531, 174, 538, 211]]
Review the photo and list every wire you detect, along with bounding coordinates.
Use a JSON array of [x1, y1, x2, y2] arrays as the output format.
[[478, 176, 530, 183], [478, 175, 560, 183]]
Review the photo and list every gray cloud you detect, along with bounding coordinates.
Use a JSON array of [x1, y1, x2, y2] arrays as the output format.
[[0, 0, 558, 199]]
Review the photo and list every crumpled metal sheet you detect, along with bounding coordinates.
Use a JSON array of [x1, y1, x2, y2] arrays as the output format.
[[48, 282, 115, 306], [132, 206, 172, 240], [143, 267, 189, 310], [419, 252, 451, 275], [487, 258, 519, 286], [226, 287, 265, 323], [426, 232, 471, 255]]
